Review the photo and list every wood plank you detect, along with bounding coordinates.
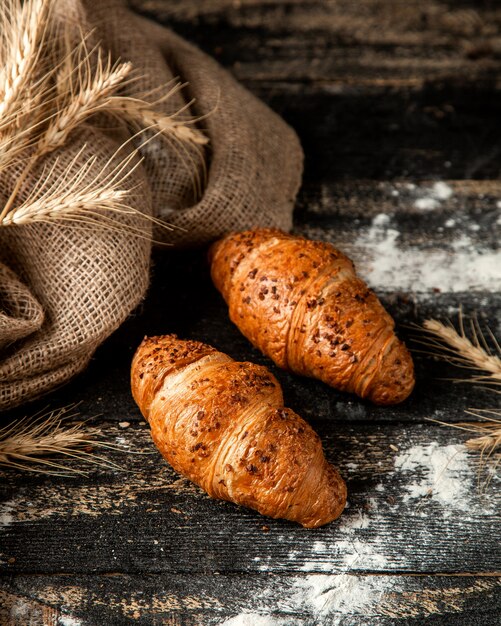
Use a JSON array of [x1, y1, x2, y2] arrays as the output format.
[[130, 1, 501, 183], [255, 83, 501, 182], [1, 422, 499, 575], [0, 591, 58, 626], [1, 573, 500, 625], [131, 0, 501, 86], [295, 184, 500, 294]]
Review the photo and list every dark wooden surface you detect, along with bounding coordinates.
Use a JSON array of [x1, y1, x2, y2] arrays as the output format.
[[1, 1, 500, 624]]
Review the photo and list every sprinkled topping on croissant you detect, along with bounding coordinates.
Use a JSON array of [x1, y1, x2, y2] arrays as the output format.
[[131, 334, 346, 528], [210, 228, 415, 405]]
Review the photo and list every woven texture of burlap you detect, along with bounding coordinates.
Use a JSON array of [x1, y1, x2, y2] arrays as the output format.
[[0, 0, 303, 412]]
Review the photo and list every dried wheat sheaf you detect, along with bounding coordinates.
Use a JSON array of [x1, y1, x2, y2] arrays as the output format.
[[0, 406, 131, 475], [0, 0, 208, 233], [414, 312, 501, 480]]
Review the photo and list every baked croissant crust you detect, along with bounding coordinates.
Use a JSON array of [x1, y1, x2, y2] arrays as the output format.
[[210, 228, 415, 405], [131, 335, 346, 528]]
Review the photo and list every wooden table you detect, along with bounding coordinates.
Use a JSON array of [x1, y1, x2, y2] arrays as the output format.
[[1, 1, 500, 624]]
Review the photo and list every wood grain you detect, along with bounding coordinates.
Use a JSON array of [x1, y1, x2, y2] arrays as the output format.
[[1, 0, 500, 624], [130, 0, 501, 183], [1, 422, 499, 576], [2, 574, 500, 625], [131, 0, 501, 86]]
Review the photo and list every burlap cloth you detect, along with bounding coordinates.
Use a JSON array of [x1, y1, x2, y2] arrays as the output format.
[[0, 0, 303, 412]]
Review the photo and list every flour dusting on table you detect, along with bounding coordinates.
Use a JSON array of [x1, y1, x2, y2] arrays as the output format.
[[219, 614, 287, 626], [394, 442, 478, 513], [219, 574, 395, 625], [293, 573, 389, 617], [413, 181, 453, 210], [349, 212, 500, 293], [57, 616, 83, 626], [0, 501, 14, 528]]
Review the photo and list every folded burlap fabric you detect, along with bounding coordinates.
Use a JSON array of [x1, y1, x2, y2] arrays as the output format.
[[0, 0, 303, 411]]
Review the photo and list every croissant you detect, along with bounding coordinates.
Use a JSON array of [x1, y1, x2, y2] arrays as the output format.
[[131, 335, 346, 528], [209, 228, 415, 405]]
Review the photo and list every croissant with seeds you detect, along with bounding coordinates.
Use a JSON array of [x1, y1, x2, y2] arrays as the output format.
[[209, 229, 415, 405], [131, 335, 346, 528]]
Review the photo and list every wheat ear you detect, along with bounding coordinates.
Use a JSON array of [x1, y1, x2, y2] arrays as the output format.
[[1, 144, 134, 225], [39, 55, 133, 155], [416, 315, 501, 389], [416, 313, 501, 478], [0, 137, 173, 239], [0, 0, 54, 171], [0, 53, 133, 221], [0, 407, 126, 476], [112, 98, 209, 146], [463, 410, 501, 454], [0, 1, 209, 234], [0, 0, 51, 121]]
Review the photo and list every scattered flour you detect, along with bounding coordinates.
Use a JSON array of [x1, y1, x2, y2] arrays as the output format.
[[338, 509, 370, 531], [299, 537, 387, 572], [57, 616, 83, 626], [219, 575, 392, 625], [348, 213, 500, 292], [414, 197, 439, 211], [218, 615, 286, 626], [394, 443, 471, 511], [0, 501, 14, 528], [431, 181, 453, 200], [293, 573, 388, 617], [413, 182, 453, 211]]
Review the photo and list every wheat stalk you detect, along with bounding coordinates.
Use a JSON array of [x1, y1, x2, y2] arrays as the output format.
[[112, 98, 209, 146], [416, 315, 501, 389], [0, 0, 209, 233], [0, 51, 133, 220], [463, 409, 501, 454], [416, 313, 501, 479], [39, 56, 133, 155], [108, 90, 209, 199], [0, 0, 51, 121], [0, 0, 54, 170], [0, 137, 175, 241], [0, 406, 126, 476]]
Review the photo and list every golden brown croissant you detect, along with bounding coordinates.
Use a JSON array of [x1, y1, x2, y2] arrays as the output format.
[[209, 228, 415, 405], [131, 334, 346, 528]]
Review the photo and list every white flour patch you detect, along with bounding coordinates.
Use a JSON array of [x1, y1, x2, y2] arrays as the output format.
[[57, 616, 83, 626], [219, 615, 286, 626], [413, 181, 453, 211], [431, 182, 453, 200], [414, 197, 439, 211], [299, 536, 388, 572], [293, 574, 388, 618], [338, 509, 370, 532], [394, 443, 474, 513], [0, 501, 14, 528], [219, 575, 393, 625], [345, 213, 501, 292]]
